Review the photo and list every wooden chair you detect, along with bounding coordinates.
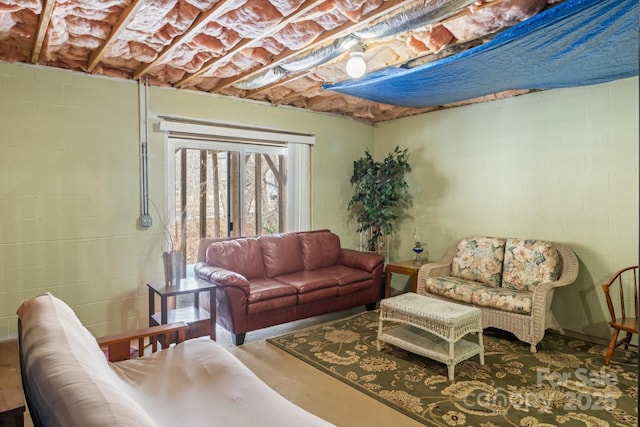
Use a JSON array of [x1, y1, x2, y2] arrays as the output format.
[[601, 265, 639, 365]]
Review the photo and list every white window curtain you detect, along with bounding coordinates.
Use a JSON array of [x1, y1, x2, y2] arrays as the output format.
[[286, 142, 311, 232], [158, 117, 314, 232]]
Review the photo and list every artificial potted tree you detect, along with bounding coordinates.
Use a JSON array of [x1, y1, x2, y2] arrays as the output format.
[[349, 146, 411, 255]]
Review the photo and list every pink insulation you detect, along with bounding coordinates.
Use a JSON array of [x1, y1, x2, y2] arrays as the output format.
[[333, 0, 367, 22], [407, 25, 454, 54], [260, 37, 286, 55], [315, 8, 349, 30], [0, 3, 39, 62], [183, 0, 221, 11], [273, 20, 324, 50], [265, 85, 293, 101], [269, 0, 306, 16], [217, 0, 283, 39], [199, 22, 241, 50], [443, 0, 547, 42]]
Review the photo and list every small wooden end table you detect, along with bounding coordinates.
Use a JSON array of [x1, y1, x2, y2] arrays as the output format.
[[384, 260, 423, 298], [147, 277, 217, 341], [377, 292, 484, 381]]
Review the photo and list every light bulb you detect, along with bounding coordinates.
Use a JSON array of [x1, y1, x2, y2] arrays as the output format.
[[346, 52, 366, 78]]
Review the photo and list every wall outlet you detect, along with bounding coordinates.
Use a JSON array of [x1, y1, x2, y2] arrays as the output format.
[[140, 214, 153, 227]]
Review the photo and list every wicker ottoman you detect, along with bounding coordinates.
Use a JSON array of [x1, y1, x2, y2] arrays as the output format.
[[377, 292, 484, 380]]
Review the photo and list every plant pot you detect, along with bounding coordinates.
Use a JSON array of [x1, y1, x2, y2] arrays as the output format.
[[162, 251, 184, 287]]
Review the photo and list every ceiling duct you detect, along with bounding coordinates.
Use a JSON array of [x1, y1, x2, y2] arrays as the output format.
[[354, 0, 476, 39], [234, 36, 360, 89], [232, 0, 475, 90], [280, 35, 361, 73], [233, 66, 288, 90]]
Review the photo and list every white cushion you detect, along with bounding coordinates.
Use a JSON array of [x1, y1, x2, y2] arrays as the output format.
[[17, 293, 157, 427]]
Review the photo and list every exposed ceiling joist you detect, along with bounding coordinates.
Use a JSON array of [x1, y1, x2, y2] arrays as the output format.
[[87, 0, 145, 72], [175, 0, 329, 88], [133, 0, 235, 79], [31, 0, 55, 64]]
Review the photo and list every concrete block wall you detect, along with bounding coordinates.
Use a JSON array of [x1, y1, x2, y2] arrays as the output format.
[[0, 62, 373, 339], [374, 77, 639, 339]]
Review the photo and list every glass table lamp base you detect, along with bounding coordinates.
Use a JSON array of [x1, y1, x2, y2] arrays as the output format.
[[412, 248, 424, 266]]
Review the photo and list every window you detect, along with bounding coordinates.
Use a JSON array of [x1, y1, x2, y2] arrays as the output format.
[[159, 118, 313, 265]]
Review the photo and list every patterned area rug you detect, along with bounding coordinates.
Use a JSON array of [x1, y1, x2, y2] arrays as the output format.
[[267, 310, 638, 426]]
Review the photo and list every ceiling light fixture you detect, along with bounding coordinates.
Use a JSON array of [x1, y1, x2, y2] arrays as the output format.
[[346, 49, 367, 79]]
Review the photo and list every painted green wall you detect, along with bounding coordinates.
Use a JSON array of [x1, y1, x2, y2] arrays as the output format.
[[1, 61, 637, 342], [0, 62, 373, 339], [374, 77, 639, 339]]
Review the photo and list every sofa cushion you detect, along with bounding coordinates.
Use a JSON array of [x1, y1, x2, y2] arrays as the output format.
[[314, 265, 373, 296], [502, 239, 561, 292], [258, 233, 305, 277], [471, 286, 533, 314], [274, 271, 338, 294], [206, 238, 265, 280], [245, 275, 299, 314], [109, 339, 335, 427], [247, 278, 298, 303], [298, 231, 341, 271], [315, 265, 372, 286], [423, 276, 479, 304], [451, 236, 506, 287], [17, 293, 158, 427]]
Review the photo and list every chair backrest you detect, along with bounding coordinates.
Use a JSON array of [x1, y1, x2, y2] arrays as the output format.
[[602, 265, 639, 324]]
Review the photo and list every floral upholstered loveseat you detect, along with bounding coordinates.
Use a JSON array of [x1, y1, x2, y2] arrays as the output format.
[[417, 236, 579, 352]]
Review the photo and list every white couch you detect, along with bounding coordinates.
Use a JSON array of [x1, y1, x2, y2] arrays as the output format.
[[417, 236, 579, 352], [17, 293, 334, 427]]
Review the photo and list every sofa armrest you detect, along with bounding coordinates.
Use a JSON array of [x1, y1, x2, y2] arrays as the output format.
[[338, 249, 385, 272], [195, 262, 250, 292], [97, 322, 190, 362]]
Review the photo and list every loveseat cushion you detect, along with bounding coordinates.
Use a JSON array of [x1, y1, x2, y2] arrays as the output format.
[[298, 231, 341, 271], [471, 286, 533, 314], [423, 276, 479, 303], [206, 238, 265, 280], [451, 236, 506, 287], [258, 233, 305, 277], [502, 238, 561, 292]]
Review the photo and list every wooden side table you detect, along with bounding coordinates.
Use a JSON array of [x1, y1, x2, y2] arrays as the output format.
[[0, 340, 25, 427], [148, 277, 217, 341], [384, 260, 423, 298]]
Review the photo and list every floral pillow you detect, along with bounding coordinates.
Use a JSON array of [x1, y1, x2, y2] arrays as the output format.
[[451, 236, 506, 287], [502, 238, 561, 292]]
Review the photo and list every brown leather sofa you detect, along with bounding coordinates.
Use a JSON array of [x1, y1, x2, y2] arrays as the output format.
[[195, 230, 385, 345]]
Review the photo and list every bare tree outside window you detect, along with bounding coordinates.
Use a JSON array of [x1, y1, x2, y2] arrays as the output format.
[[172, 147, 286, 265]]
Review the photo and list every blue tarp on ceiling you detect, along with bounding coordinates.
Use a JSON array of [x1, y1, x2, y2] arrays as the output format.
[[324, 0, 639, 108]]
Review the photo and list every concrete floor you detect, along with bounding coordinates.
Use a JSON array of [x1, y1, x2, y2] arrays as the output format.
[[215, 308, 424, 427]]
